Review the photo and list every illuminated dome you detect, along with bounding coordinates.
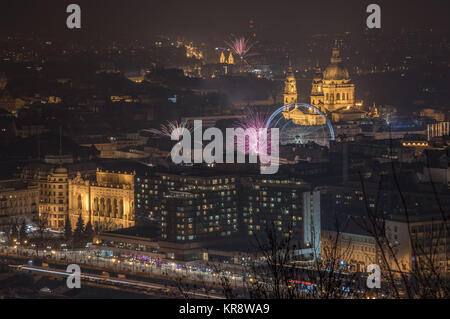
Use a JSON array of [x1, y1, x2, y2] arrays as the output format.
[[54, 166, 68, 174], [323, 63, 350, 81], [323, 41, 350, 81]]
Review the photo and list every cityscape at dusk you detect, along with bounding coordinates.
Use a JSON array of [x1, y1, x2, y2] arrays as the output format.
[[0, 0, 449, 309]]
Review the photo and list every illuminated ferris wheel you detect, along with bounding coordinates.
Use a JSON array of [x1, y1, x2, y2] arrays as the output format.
[[266, 103, 335, 147]]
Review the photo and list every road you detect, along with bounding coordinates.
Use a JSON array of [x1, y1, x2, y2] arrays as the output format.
[[0, 244, 244, 289], [11, 264, 225, 299]]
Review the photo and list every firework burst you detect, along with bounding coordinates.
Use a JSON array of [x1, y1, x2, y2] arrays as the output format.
[[232, 108, 272, 156], [225, 36, 256, 66], [144, 120, 192, 137]]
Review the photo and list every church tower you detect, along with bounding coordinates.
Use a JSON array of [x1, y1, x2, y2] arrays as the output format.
[[310, 61, 324, 109], [228, 52, 234, 64], [220, 51, 226, 64], [283, 62, 298, 105]]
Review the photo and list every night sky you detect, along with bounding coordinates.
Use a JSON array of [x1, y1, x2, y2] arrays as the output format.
[[1, 0, 450, 41]]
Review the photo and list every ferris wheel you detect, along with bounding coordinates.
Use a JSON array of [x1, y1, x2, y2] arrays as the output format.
[[266, 103, 335, 147]]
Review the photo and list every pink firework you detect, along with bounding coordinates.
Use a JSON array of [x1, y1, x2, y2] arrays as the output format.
[[225, 36, 256, 65], [144, 120, 192, 137], [232, 108, 272, 156]]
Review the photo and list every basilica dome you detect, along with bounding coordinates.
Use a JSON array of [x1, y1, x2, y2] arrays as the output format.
[[323, 62, 350, 81], [54, 166, 68, 174], [323, 41, 350, 81]]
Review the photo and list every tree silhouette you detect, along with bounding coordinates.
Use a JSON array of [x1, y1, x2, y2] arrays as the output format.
[[9, 220, 19, 244], [64, 214, 72, 245], [19, 220, 28, 243], [84, 220, 94, 242], [73, 214, 85, 248]]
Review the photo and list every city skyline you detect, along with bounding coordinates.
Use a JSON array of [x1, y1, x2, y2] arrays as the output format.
[[0, 0, 449, 303]]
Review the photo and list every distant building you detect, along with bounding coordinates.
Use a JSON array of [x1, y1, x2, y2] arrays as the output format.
[[427, 122, 450, 140], [77, 134, 148, 159], [0, 179, 38, 230], [219, 51, 234, 65], [420, 108, 446, 122]]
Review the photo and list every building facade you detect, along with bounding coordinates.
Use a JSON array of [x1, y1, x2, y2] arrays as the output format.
[[136, 171, 239, 242], [135, 168, 322, 262], [322, 228, 378, 273], [38, 167, 69, 230], [385, 215, 449, 274], [38, 167, 135, 231], [240, 176, 321, 260], [68, 169, 135, 232], [0, 179, 39, 230]]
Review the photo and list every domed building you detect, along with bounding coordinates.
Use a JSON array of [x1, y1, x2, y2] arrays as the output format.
[[280, 41, 365, 124], [321, 40, 355, 112], [310, 41, 365, 122]]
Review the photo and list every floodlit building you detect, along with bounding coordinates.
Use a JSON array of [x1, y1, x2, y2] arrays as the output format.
[[309, 41, 366, 122], [38, 167, 135, 231], [68, 169, 135, 232], [280, 41, 366, 125]]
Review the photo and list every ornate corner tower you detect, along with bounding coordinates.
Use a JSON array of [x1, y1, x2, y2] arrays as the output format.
[[220, 51, 226, 64], [228, 52, 234, 64], [283, 62, 298, 105], [310, 61, 324, 109]]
